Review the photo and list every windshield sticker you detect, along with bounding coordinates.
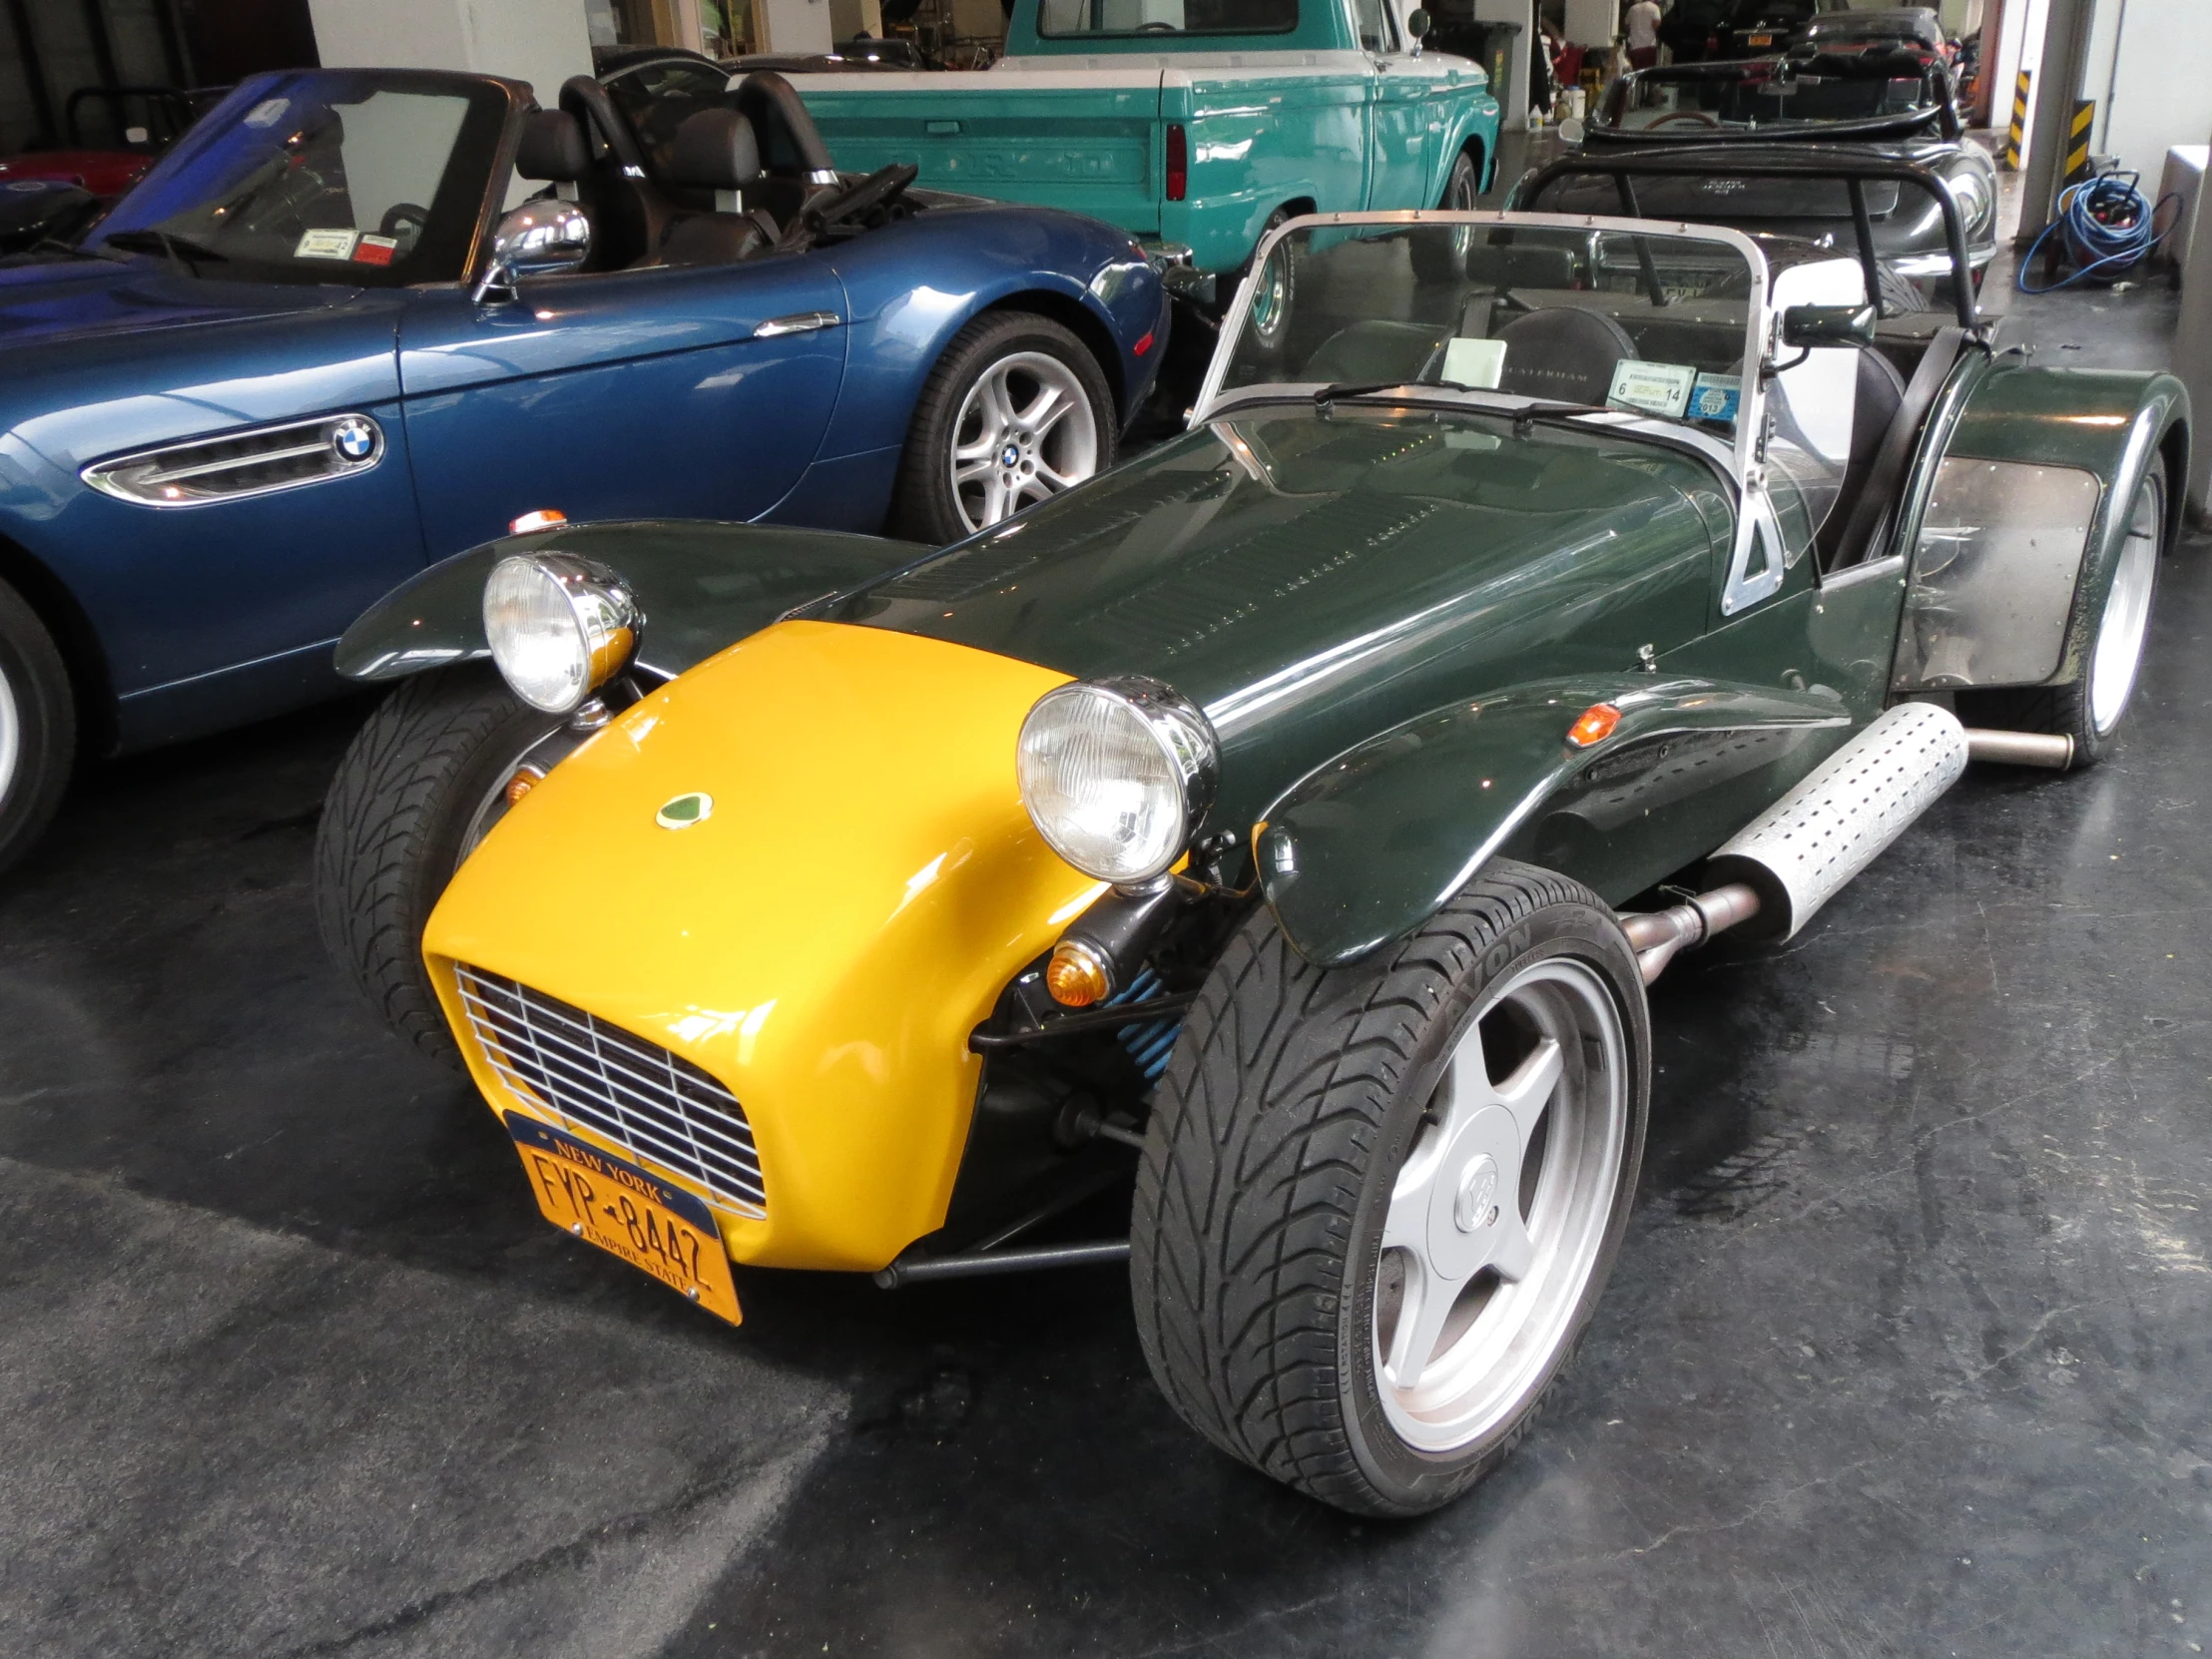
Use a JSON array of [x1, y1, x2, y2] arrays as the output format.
[[1607, 360, 1696, 420], [352, 234, 399, 267], [1442, 337, 1507, 389], [1689, 372, 1743, 424], [243, 98, 290, 129], [294, 229, 359, 261]]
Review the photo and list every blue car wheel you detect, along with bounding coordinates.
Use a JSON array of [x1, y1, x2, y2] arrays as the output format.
[[0, 581, 75, 878]]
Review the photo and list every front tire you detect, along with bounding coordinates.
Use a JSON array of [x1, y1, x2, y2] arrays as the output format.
[[1132, 860, 1649, 1516], [1957, 456, 2167, 768], [0, 578, 76, 879], [890, 310, 1115, 544], [1409, 149, 1479, 284], [313, 666, 567, 1066]]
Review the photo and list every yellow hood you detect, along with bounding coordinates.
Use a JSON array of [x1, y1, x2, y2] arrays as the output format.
[[424, 619, 1098, 1271]]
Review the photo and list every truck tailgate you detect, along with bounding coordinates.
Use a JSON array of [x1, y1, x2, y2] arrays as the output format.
[[790, 72, 1166, 235]]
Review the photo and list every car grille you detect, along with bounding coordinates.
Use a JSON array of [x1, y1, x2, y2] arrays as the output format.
[[454, 964, 767, 1218]]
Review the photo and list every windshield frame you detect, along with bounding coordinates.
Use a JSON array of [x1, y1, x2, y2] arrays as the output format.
[[1592, 55, 1961, 143], [1191, 209, 1778, 494], [85, 68, 524, 289]]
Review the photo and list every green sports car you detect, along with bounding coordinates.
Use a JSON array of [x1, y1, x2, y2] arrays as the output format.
[[316, 160, 2186, 1516]]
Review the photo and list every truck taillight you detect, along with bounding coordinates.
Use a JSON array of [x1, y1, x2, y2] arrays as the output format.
[[1166, 123, 1188, 202]]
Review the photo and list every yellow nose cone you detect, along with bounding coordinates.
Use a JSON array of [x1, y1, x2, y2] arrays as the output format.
[[424, 619, 1105, 1271]]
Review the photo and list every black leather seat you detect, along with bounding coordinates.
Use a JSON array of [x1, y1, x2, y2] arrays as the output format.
[[515, 109, 588, 190], [653, 110, 779, 268], [1494, 307, 1639, 403], [556, 76, 683, 271]]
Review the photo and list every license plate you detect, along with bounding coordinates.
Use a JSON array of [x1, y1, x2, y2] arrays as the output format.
[[1748, 32, 1773, 44], [507, 1112, 742, 1325]]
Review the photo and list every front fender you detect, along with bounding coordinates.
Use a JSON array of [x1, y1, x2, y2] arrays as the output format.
[[1256, 675, 1852, 966], [333, 519, 928, 684], [1894, 362, 2190, 693]]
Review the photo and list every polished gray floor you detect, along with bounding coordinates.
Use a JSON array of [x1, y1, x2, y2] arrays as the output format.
[[0, 228, 2204, 1655]]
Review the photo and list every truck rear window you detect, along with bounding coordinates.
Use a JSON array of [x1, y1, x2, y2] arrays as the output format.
[[1036, 0, 1297, 37]]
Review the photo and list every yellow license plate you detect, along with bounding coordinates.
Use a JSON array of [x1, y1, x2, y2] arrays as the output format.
[[507, 1112, 742, 1325], [1748, 32, 1773, 44]]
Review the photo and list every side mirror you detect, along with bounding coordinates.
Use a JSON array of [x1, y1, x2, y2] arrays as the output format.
[[1405, 7, 1428, 52], [1557, 115, 1586, 145], [472, 199, 591, 303], [1781, 302, 1876, 349]]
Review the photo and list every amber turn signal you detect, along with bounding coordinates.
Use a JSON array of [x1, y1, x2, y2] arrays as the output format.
[[1566, 703, 1622, 748], [1045, 940, 1113, 1007], [509, 507, 567, 535]]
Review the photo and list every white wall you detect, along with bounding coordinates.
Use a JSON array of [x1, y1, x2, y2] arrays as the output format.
[[758, 0, 834, 51], [1992, 0, 2050, 166], [306, 0, 594, 108], [1563, 0, 1614, 49], [2082, 0, 2212, 180]]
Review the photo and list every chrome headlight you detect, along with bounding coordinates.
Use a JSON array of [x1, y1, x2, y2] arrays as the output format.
[[1017, 677, 1219, 886], [482, 552, 640, 715]]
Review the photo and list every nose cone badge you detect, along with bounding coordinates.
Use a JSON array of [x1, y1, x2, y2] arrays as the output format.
[[655, 792, 713, 830], [329, 415, 378, 463]]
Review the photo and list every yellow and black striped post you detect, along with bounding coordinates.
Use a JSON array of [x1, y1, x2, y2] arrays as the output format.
[[2062, 99, 2096, 188], [2004, 70, 2030, 169]]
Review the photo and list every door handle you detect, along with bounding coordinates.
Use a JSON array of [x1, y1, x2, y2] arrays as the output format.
[[755, 311, 841, 337]]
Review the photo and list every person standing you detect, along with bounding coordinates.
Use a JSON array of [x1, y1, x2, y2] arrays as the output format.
[[1624, 0, 1662, 69]]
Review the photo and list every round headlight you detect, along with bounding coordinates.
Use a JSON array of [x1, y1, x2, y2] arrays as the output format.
[[482, 552, 639, 715], [1017, 677, 1218, 886]]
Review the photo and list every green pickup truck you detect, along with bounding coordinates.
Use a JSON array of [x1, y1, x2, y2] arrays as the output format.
[[775, 0, 1503, 276]]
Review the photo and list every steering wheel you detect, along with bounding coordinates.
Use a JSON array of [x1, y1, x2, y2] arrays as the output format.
[[778, 162, 918, 251], [378, 202, 429, 250], [1649, 110, 1723, 128], [1134, 20, 1178, 30]]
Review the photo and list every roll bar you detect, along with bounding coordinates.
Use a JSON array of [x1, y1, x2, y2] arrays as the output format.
[[1514, 148, 1983, 331]]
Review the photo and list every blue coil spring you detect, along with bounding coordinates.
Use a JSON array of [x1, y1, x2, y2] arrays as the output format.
[[1107, 967, 1184, 1083], [2017, 172, 2184, 294]]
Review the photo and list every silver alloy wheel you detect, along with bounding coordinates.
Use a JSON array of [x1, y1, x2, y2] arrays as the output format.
[[2088, 470, 2163, 736], [0, 658, 18, 813], [949, 350, 1101, 533], [1372, 955, 1629, 1452], [1249, 245, 1292, 347]]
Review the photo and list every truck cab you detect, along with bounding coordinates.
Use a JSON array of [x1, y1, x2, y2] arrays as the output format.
[[768, 0, 1503, 275]]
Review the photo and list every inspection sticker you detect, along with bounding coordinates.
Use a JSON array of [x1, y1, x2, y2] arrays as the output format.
[[1606, 359, 1696, 419], [1689, 372, 1743, 424], [293, 228, 358, 261], [352, 234, 399, 267]]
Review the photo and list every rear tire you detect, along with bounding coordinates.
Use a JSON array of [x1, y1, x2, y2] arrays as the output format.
[[1242, 206, 1300, 361], [313, 666, 566, 1066], [889, 310, 1115, 545], [0, 578, 75, 879], [1956, 456, 2167, 768], [1409, 150, 1479, 284], [1131, 859, 1649, 1516]]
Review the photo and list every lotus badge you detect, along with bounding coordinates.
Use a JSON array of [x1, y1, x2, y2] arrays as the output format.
[[656, 792, 714, 830]]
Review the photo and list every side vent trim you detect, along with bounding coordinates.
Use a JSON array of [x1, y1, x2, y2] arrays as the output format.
[[82, 412, 385, 507]]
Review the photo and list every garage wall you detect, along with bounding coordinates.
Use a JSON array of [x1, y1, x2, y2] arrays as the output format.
[[303, 0, 592, 108], [2081, 0, 2212, 182]]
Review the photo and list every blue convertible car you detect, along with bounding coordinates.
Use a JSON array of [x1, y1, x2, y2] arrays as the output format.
[[0, 64, 1167, 871]]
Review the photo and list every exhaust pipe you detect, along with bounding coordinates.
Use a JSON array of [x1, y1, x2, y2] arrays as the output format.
[[1622, 704, 1968, 976], [1963, 727, 2073, 770]]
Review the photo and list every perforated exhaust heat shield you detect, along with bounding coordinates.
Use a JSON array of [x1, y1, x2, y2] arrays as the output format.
[[1704, 703, 1967, 941]]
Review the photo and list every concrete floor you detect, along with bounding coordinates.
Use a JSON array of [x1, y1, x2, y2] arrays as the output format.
[[1, 229, 2206, 1655]]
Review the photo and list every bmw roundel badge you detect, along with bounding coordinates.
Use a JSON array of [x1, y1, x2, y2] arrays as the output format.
[[329, 416, 378, 464], [656, 792, 713, 830]]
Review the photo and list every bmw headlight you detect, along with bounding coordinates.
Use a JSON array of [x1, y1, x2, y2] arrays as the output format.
[[482, 552, 640, 715], [1017, 677, 1219, 886]]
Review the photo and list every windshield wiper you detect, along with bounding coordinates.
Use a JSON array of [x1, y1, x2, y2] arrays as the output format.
[[1510, 400, 1614, 435], [99, 229, 231, 270], [1314, 378, 1481, 405]]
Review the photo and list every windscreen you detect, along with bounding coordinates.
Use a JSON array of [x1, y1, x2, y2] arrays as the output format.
[[1036, 0, 1296, 36], [91, 71, 508, 285], [1217, 221, 1759, 440], [1598, 56, 1945, 134]]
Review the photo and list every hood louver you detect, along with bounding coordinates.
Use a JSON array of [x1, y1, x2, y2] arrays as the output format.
[[82, 412, 384, 507]]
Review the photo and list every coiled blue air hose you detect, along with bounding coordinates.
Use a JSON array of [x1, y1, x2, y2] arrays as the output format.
[[2016, 172, 2183, 293]]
